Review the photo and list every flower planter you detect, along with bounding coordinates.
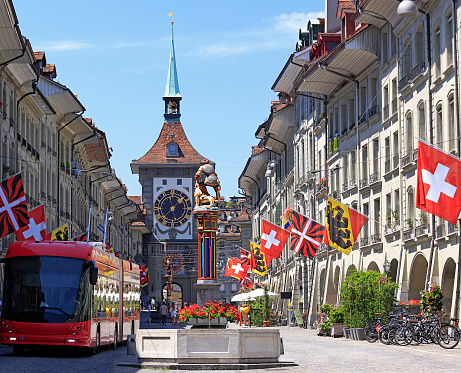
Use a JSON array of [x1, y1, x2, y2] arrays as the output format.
[[351, 327, 366, 340], [189, 317, 209, 326], [344, 327, 350, 339], [331, 323, 344, 338], [263, 320, 271, 327], [189, 317, 227, 328]]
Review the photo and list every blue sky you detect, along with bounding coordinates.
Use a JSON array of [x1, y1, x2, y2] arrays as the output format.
[[14, 0, 324, 199]]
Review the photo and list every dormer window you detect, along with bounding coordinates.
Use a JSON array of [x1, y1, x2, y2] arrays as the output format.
[[166, 141, 179, 157]]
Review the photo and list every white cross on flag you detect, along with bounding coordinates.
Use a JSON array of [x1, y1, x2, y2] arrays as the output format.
[[15, 204, 47, 241], [0, 173, 29, 239], [417, 141, 461, 225], [260, 219, 290, 260]]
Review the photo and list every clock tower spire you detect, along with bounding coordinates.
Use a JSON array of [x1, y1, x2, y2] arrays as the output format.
[[163, 21, 182, 122]]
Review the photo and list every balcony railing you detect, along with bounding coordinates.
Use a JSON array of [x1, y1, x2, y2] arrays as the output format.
[[393, 154, 399, 169], [358, 111, 368, 126], [359, 178, 368, 189], [411, 62, 425, 80], [403, 228, 413, 241], [369, 172, 379, 184], [40, 191, 47, 200], [361, 236, 370, 246], [402, 153, 411, 167], [399, 74, 410, 90], [415, 224, 428, 237], [368, 105, 378, 118], [413, 149, 418, 161], [342, 182, 349, 192], [349, 179, 356, 188], [41, 141, 46, 149], [448, 223, 457, 235], [370, 233, 381, 244], [392, 98, 397, 114], [436, 224, 445, 238], [385, 159, 391, 174]]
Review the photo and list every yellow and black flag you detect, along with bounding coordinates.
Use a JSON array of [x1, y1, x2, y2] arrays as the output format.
[[250, 242, 268, 276], [325, 197, 367, 255]]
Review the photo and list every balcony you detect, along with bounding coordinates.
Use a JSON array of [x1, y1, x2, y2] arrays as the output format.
[[369, 172, 379, 184], [40, 191, 47, 200], [41, 141, 46, 149], [361, 236, 370, 246], [402, 153, 411, 167], [436, 223, 445, 239], [27, 142, 31, 153], [383, 104, 389, 120], [358, 111, 368, 126], [399, 74, 410, 91], [342, 182, 349, 192], [392, 98, 397, 114], [368, 105, 378, 118], [47, 146, 52, 153], [413, 149, 418, 161], [359, 178, 368, 189], [1, 110, 6, 120], [332, 190, 340, 200], [411, 62, 425, 80], [9, 117, 14, 128], [349, 179, 356, 189], [403, 228, 413, 241], [385, 159, 391, 174], [415, 224, 429, 237], [393, 155, 399, 169], [448, 223, 457, 235], [370, 233, 381, 244]]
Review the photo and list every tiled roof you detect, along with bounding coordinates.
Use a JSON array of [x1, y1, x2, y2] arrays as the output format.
[[133, 121, 207, 165], [34, 51, 45, 61], [232, 208, 250, 222], [128, 196, 142, 204], [43, 64, 55, 73], [251, 146, 264, 156]]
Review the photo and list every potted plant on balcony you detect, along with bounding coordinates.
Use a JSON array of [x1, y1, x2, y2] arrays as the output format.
[[405, 218, 413, 230], [420, 212, 428, 226]]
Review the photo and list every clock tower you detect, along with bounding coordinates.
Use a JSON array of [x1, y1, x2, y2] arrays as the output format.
[[131, 22, 209, 307]]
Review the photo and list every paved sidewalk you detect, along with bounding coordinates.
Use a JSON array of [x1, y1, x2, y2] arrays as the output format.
[[120, 315, 461, 372]]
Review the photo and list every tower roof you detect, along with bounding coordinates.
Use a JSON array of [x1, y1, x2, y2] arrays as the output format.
[[131, 122, 207, 167], [163, 22, 181, 98]]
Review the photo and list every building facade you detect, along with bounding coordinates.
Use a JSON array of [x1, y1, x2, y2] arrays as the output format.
[[240, 0, 461, 324]]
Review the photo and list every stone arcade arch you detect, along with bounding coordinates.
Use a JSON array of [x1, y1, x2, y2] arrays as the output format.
[[408, 254, 428, 300], [388, 258, 398, 283], [346, 264, 357, 277], [162, 282, 183, 307], [319, 268, 326, 304], [367, 261, 380, 272], [441, 258, 456, 316]]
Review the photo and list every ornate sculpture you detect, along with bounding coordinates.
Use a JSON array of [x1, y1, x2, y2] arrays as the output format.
[[194, 159, 220, 209]]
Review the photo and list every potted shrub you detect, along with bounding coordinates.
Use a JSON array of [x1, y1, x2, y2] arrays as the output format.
[[420, 212, 428, 226], [420, 285, 444, 314], [329, 306, 345, 338], [341, 270, 398, 340], [405, 218, 413, 230], [316, 304, 333, 336], [262, 285, 271, 327]]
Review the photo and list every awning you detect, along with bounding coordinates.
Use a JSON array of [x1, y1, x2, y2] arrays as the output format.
[[37, 77, 85, 119], [355, 0, 401, 28], [238, 148, 268, 190], [298, 26, 380, 95], [264, 104, 294, 153]]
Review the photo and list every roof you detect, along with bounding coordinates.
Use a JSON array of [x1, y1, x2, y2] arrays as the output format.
[[34, 51, 45, 61], [132, 121, 207, 166], [232, 208, 250, 222], [164, 23, 181, 98]]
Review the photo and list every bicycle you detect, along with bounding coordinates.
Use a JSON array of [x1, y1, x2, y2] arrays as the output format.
[[438, 318, 460, 349], [364, 313, 385, 343]]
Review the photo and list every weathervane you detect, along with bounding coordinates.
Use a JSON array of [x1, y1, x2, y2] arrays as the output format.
[[166, 11, 174, 24]]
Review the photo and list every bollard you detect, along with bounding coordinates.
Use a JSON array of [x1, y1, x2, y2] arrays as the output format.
[[280, 337, 284, 355], [127, 334, 136, 355]]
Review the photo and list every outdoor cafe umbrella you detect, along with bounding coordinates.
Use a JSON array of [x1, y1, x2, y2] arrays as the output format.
[[231, 292, 256, 302], [246, 288, 279, 298]]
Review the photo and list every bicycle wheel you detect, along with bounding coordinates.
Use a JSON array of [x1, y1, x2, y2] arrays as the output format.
[[364, 320, 379, 343], [379, 326, 392, 345], [407, 324, 423, 346], [394, 326, 412, 346], [438, 325, 460, 349]]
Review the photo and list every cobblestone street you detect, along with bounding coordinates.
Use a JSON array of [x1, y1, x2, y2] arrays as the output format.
[[1, 311, 461, 372]]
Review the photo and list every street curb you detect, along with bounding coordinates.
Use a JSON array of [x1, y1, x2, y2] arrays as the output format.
[[117, 361, 298, 370]]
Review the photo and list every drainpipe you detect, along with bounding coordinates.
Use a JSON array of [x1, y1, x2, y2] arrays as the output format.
[[57, 112, 84, 223]]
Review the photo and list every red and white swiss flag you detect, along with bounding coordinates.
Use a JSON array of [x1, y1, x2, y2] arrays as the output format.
[[14, 204, 47, 241], [417, 141, 461, 225], [224, 257, 249, 281], [260, 219, 290, 260]]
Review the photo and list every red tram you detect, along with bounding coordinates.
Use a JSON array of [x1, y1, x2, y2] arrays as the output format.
[[0, 241, 140, 353]]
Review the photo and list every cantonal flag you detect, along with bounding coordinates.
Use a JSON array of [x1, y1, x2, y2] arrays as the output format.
[[45, 223, 69, 241], [15, 204, 46, 241], [250, 241, 268, 276], [290, 211, 325, 259], [239, 270, 252, 288], [0, 173, 29, 239], [240, 248, 251, 266], [417, 140, 461, 225], [324, 197, 367, 255], [72, 232, 87, 242]]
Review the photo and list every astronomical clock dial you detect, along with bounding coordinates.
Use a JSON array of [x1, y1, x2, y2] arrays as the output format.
[[154, 189, 192, 228]]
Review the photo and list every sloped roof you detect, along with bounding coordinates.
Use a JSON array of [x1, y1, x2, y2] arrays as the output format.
[[132, 121, 207, 166]]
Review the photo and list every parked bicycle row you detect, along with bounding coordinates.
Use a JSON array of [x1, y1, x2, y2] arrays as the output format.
[[364, 309, 460, 349]]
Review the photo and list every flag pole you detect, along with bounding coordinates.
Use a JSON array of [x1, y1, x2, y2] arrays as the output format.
[[86, 201, 92, 242], [103, 203, 109, 243]]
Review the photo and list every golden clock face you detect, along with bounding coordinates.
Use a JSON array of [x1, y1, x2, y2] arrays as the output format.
[[154, 189, 192, 228]]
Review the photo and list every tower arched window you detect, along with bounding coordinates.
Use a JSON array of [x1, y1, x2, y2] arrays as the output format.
[[166, 141, 179, 157]]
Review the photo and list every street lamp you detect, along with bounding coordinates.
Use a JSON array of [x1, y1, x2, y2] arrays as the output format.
[[383, 259, 391, 275], [397, 1, 420, 17]]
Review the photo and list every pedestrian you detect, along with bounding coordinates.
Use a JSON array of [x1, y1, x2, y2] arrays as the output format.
[[147, 301, 152, 313], [141, 300, 145, 311], [159, 302, 168, 326], [239, 304, 250, 327], [170, 305, 178, 326]]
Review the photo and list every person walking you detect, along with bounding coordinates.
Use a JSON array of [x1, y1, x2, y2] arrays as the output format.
[[159, 302, 168, 326], [170, 305, 178, 326]]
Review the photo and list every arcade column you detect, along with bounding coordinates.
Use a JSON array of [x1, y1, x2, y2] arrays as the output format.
[[193, 209, 220, 307]]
